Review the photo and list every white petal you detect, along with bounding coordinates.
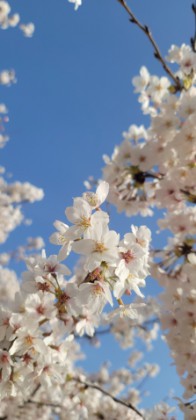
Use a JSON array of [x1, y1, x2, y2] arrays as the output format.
[[96, 181, 109, 204], [72, 239, 95, 255]]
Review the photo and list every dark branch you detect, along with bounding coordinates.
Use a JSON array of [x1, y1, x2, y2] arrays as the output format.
[[24, 399, 61, 409], [117, 0, 182, 91], [73, 377, 144, 418], [191, 1, 196, 52], [19, 377, 144, 418], [184, 397, 196, 406]]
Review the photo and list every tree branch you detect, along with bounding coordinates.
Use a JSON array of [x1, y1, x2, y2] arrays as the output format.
[[73, 377, 144, 418], [20, 377, 144, 418], [191, 1, 196, 52], [117, 0, 182, 91], [25, 399, 61, 409]]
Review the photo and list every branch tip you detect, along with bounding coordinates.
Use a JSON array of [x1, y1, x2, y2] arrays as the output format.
[[192, 3, 196, 13]]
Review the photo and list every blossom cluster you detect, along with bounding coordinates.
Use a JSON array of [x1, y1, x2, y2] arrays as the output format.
[[1, 0, 196, 418], [101, 43, 196, 410], [0, 175, 44, 244], [0, 180, 152, 411], [68, 0, 82, 11], [0, 82, 43, 244], [103, 60, 196, 216], [0, 1, 34, 36], [0, 259, 162, 419]]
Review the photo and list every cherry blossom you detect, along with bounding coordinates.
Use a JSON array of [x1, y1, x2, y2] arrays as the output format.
[[0, 1, 195, 418]]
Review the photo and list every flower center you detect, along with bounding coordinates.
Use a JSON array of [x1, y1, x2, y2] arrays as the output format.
[[94, 242, 107, 253]]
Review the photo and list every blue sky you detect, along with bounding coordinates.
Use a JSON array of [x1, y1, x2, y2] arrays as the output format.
[[1, 0, 193, 415]]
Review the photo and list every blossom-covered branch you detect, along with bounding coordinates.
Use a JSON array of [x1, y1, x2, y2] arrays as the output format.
[[73, 377, 144, 418], [1, 0, 196, 418]]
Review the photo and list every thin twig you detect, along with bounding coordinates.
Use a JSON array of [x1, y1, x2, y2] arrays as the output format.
[[77, 326, 111, 340], [184, 397, 196, 406], [18, 384, 41, 409], [117, 0, 182, 91], [191, 1, 196, 52], [73, 377, 144, 418], [137, 373, 150, 391], [30, 383, 41, 398], [78, 318, 159, 340], [26, 399, 61, 409], [24, 393, 196, 415], [132, 317, 159, 331]]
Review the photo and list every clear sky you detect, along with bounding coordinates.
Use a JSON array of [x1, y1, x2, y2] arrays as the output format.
[[1, 0, 193, 415]]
